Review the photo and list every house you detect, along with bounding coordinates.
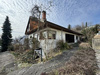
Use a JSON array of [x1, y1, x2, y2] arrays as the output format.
[[25, 11, 82, 54]]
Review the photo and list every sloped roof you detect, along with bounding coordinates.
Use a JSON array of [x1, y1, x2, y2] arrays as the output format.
[[46, 21, 82, 35], [25, 16, 82, 36]]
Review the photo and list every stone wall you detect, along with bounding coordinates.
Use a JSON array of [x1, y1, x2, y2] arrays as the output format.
[[94, 49, 100, 75], [92, 38, 100, 74], [92, 39, 100, 50]]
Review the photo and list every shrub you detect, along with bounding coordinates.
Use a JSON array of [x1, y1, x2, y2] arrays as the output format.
[[20, 50, 34, 63], [12, 37, 30, 51], [56, 40, 70, 50], [8, 44, 14, 51], [13, 44, 24, 52], [24, 38, 30, 50], [56, 40, 64, 50], [12, 50, 34, 63], [63, 42, 69, 49], [31, 37, 40, 49]]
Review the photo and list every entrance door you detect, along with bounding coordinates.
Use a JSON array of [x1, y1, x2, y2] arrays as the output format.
[[65, 34, 74, 43]]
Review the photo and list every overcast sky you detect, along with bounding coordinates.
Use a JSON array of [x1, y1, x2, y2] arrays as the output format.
[[0, 0, 100, 38]]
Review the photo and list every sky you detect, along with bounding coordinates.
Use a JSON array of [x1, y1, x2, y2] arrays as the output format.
[[0, 0, 100, 38]]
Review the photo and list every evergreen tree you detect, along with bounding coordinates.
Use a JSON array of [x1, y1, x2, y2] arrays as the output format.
[[1, 16, 12, 52], [0, 38, 1, 46], [68, 24, 71, 30], [0, 38, 1, 52], [86, 22, 87, 27]]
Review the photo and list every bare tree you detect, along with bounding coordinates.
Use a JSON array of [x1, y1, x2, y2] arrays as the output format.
[[82, 22, 85, 28], [31, 5, 41, 18], [12, 37, 23, 51], [75, 25, 82, 30], [81, 25, 100, 46], [30, 1, 54, 60], [85, 29, 95, 46], [31, 1, 53, 18]]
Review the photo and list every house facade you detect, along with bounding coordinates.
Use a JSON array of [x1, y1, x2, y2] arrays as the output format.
[[25, 11, 82, 54]]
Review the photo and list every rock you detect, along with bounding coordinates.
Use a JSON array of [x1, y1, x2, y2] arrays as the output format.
[[0, 51, 17, 75], [79, 42, 90, 48]]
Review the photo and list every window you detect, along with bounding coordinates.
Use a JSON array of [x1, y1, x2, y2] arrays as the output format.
[[40, 30, 56, 39], [48, 30, 56, 39], [40, 31, 47, 39]]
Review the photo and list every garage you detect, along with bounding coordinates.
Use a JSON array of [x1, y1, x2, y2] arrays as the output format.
[[65, 34, 74, 43]]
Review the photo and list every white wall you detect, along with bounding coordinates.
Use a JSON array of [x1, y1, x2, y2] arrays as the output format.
[[74, 35, 77, 43], [40, 39, 56, 54]]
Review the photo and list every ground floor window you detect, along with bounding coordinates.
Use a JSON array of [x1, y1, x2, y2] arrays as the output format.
[[48, 30, 56, 39], [40, 30, 56, 39], [40, 31, 47, 39]]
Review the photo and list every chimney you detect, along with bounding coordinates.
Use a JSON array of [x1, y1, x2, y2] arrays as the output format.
[[42, 11, 46, 22]]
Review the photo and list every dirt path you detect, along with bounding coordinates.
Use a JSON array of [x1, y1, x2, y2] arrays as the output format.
[[7, 47, 78, 75]]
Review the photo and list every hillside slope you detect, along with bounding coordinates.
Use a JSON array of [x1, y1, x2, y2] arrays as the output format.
[[7, 48, 78, 75]]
